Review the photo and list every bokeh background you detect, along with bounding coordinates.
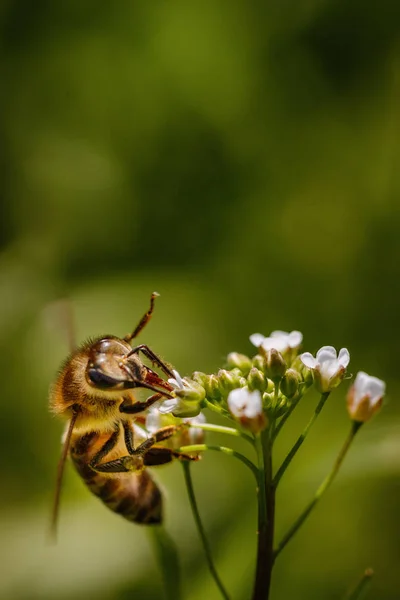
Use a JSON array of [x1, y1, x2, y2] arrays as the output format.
[[1, 1, 400, 599]]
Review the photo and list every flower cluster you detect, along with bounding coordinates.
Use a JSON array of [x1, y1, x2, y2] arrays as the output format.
[[153, 329, 386, 435]]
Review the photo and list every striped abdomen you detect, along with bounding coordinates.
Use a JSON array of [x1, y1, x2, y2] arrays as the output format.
[[70, 429, 162, 524]]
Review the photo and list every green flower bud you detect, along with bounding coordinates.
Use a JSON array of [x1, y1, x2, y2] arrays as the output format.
[[280, 368, 301, 398], [217, 369, 244, 394], [172, 403, 203, 418], [262, 392, 274, 407], [266, 378, 275, 393], [203, 374, 222, 400], [191, 371, 208, 386], [247, 367, 267, 392], [291, 356, 313, 385], [252, 354, 265, 371], [225, 352, 252, 376], [261, 348, 287, 380]]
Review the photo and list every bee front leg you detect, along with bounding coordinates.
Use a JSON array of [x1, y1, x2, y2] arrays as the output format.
[[120, 392, 166, 416], [128, 344, 175, 378]]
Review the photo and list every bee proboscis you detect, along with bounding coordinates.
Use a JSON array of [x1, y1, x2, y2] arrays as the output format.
[[49, 292, 197, 539]]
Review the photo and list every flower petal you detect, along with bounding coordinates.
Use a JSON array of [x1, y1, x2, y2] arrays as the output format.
[[320, 359, 341, 380], [145, 409, 162, 432], [338, 348, 350, 368], [261, 336, 288, 352], [288, 330, 303, 348], [250, 333, 265, 347], [270, 330, 289, 338], [316, 346, 337, 362], [300, 352, 317, 369], [172, 369, 183, 388], [365, 376, 386, 405], [158, 399, 178, 414]]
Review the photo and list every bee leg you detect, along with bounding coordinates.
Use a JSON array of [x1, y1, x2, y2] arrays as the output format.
[[130, 424, 187, 456], [128, 344, 175, 379], [90, 439, 143, 474], [143, 446, 199, 466], [120, 392, 167, 415], [90, 456, 143, 474], [88, 428, 140, 474], [123, 421, 136, 455]]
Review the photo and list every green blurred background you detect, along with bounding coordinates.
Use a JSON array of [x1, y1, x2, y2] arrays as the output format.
[[1, 1, 399, 598]]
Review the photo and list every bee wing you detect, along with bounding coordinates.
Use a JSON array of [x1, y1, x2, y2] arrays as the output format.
[[49, 412, 78, 542]]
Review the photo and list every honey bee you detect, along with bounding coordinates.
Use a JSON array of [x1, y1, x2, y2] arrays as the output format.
[[50, 292, 196, 538]]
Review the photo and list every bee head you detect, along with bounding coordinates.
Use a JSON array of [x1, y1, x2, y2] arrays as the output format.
[[86, 337, 142, 391]]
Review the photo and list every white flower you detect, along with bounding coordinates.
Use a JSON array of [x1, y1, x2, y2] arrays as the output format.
[[347, 371, 385, 422], [145, 408, 206, 447], [168, 370, 187, 394], [250, 330, 303, 354], [158, 370, 204, 417], [182, 412, 207, 445], [227, 387, 266, 433], [145, 408, 166, 432], [300, 346, 350, 393]]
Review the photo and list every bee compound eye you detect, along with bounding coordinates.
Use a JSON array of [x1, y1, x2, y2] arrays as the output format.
[[87, 368, 119, 389]]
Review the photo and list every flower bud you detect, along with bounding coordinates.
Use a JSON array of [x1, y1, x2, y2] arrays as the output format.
[[191, 371, 208, 386], [203, 374, 222, 400], [225, 352, 252, 376], [261, 348, 287, 380], [227, 387, 267, 433], [247, 367, 267, 392], [347, 371, 385, 423], [252, 354, 265, 371], [291, 356, 313, 386], [280, 368, 301, 398], [217, 369, 244, 394], [266, 378, 275, 393], [181, 413, 207, 445]]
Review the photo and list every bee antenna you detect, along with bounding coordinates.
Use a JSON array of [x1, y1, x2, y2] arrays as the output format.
[[124, 292, 160, 343]]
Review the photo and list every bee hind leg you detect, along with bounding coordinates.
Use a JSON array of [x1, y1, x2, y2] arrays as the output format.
[[143, 446, 200, 467]]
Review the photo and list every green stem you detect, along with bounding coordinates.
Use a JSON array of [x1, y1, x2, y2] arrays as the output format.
[[274, 421, 362, 559], [188, 422, 254, 445], [272, 394, 301, 441], [345, 568, 374, 600], [252, 430, 275, 600], [204, 398, 230, 418], [177, 444, 258, 481], [148, 526, 182, 600], [273, 392, 330, 487], [182, 462, 230, 600]]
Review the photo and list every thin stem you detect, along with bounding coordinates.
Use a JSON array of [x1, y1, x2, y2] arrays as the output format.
[[273, 392, 330, 487], [252, 429, 275, 600], [345, 568, 374, 600], [177, 444, 258, 481], [274, 421, 362, 559], [182, 462, 230, 600], [188, 422, 254, 445], [272, 394, 301, 441], [148, 526, 182, 600], [204, 398, 230, 418]]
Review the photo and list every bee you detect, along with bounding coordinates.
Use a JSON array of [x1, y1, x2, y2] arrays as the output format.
[[49, 292, 196, 538]]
